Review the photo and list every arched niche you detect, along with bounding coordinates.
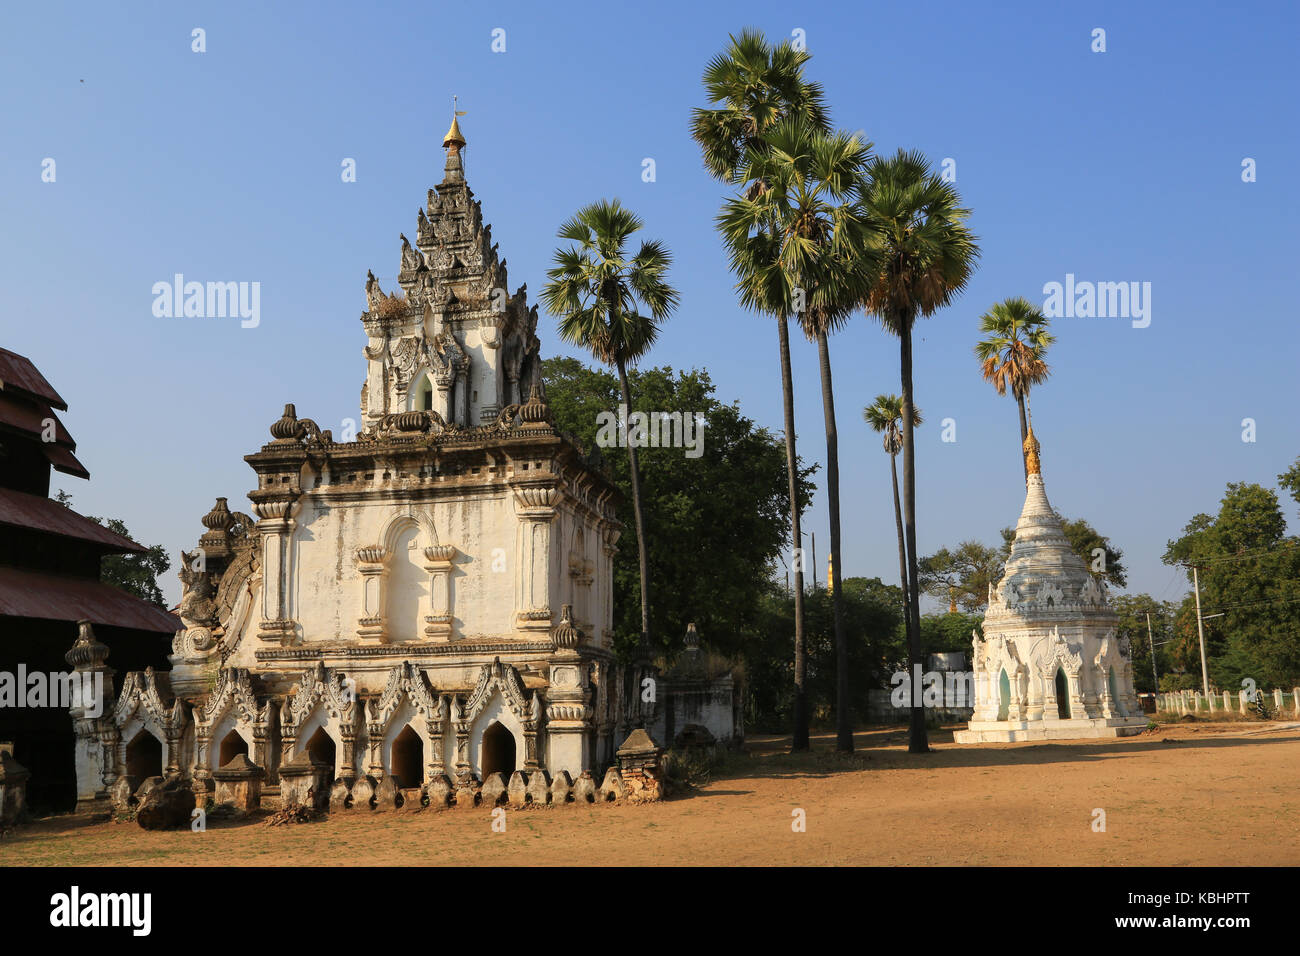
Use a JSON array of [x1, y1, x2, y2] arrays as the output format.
[[218, 729, 250, 766], [468, 692, 523, 778], [390, 725, 424, 788], [481, 722, 516, 778], [124, 729, 163, 791]]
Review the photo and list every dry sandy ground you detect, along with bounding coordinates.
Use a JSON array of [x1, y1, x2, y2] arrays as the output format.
[[3, 722, 1297, 866]]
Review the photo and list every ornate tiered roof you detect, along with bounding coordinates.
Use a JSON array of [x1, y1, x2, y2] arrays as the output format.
[[358, 114, 541, 430]]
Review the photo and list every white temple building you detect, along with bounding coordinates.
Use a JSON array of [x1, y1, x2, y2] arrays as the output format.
[[64, 116, 653, 813], [955, 426, 1147, 743]]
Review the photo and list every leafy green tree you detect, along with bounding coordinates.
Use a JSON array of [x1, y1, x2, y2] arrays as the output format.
[[1163, 481, 1300, 688], [692, 29, 830, 751], [860, 150, 980, 753], [918, 540, 1002, 612], [1111, 594, 1176, 693], [863, 394, 921, 631], [914, 612, 985, 657], [974, 298, 1054, 480], [542, 357, 813, 661], [56, 490, 171, 609], [718, 115, 875, 752], [747, 576, 902, 732], [998, 516, 1126, 588], [541, 199, 679, 651], [1278, 456, 1300, 516]]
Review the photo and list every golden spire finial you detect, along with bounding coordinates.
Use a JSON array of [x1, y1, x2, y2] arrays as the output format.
[[443, 95, 467, 150], [1024, 423, 1042, 476]]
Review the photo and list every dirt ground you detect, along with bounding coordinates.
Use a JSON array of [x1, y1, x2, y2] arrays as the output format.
[[4, 722, 1297, 866]]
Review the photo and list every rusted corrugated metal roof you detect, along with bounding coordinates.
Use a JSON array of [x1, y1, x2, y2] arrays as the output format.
[[0, 348, 68, 410], [0, 487, 145, 553], [0, 566, 180, 633], [0, 392, 76, 448], [41, 443, 90, 479]]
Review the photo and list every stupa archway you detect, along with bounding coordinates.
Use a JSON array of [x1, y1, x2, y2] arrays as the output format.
[[481, 722, 516, 778], [468, 693, 523, 778], [218, 728, 249, 766], [390, 724, 424, 788], [124, 729, 163, 790], [1055, 669, 1071, 718]]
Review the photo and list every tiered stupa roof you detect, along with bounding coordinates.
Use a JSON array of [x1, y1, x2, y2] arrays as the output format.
[[985, 426, 1117, 625]]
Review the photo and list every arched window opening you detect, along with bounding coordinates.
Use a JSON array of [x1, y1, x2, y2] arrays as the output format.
[[481, 722, 516, 778]]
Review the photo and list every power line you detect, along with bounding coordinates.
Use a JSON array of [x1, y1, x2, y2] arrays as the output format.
[[1199, 593, 1300, 615], [1180, 540, 1300, 565]]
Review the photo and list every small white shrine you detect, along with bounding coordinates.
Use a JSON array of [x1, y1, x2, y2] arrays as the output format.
[[955, 426, 1147, 743]]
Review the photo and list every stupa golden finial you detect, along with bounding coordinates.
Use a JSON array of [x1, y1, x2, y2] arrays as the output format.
[[1024, 423, 1042, 476], [443, 96, 467, 150]]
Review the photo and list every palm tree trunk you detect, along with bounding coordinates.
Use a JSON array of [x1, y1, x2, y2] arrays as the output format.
[[899, 318, 929, 753], [615, 355, 651, 647], [815, 331, 852, 752], [777, 315, 809, 752], [1016, 389, 1029, 482], [890, 451, 909, 630]]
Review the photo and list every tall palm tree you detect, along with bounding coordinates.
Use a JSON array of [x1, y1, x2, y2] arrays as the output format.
[[718, 116, 874, 752], [860, 150, 979, 753], [863, 394, 922, 632], [691, 29, 828, 752], [540, 198, 678, 650], [975, 297, 1054, 480]]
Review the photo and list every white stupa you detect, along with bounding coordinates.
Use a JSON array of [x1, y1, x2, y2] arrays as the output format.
[[955, 424, 1146, 742]]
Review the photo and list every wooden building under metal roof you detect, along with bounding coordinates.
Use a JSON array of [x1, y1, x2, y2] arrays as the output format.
[[0, 348, 178, 811]]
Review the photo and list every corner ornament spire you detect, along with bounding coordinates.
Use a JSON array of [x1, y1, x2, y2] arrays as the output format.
[[1024, 424, 1042, 477]]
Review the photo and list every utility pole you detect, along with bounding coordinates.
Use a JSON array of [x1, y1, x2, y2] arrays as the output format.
[[1191, 565, 1210, 696], [1146, 611, 1158, 688]]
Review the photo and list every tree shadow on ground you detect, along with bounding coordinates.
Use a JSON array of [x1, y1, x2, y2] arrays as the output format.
[[717, 724, 1300, 780]]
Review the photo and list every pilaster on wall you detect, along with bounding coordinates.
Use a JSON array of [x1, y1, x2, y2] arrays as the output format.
[[423, 544, 457, 640], [512, 482, 559, 635], [253, 494, 300, 644], [355, 545, 387, 641]]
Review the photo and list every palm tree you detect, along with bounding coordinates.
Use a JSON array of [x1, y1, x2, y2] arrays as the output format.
[[719, 116, 874, 752], [691, 29, 828, 752], [860, 150, 979, 753], [863, 394, 922, 630], [540, 198, 678, 650], [975, 297, 1054, 480]]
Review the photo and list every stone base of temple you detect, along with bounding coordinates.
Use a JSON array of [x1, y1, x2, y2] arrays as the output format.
[[954, 715, 1148, 743]]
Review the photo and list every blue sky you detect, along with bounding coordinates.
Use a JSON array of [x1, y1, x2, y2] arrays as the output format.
[[2, 0, 1296, 609]]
